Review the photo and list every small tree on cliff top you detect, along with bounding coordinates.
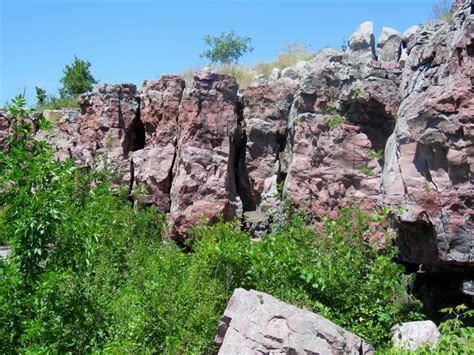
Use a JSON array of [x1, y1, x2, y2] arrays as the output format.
[[200, 31, 253, 72], [59, 56, 97, 99]]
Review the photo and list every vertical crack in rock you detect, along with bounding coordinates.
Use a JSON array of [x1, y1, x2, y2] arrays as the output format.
[[235, 99, 257, 211]]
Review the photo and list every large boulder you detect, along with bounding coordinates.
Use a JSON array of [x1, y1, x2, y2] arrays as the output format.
[[139, 76, 185, 146], [377, 27, 402, 62], [391, 321, 441, 351], [381, 1, 474, 267], [77, 83, 140, 155], [348, 21, 376, 62], [215, 288, 374, 354], [132, 145, 175, 211], [169, 72, 242, 240]]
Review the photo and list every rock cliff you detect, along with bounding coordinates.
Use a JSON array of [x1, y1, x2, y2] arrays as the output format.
[[20, 1, 472, 276]]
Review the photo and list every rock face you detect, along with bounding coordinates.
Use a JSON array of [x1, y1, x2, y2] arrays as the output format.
[[23, 0, 472, 271], [377, 27, 402, 62], [348, 21, 376, 61], [240, 84, 295, 211], [381, 1, 474, 266], [215, 288, 374, 354], [391, 321, 441, 351], [169, 72, 242, 240]]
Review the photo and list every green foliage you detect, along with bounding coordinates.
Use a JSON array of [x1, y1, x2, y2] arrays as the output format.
[[361, 165, 375, 176], [37, 95, 79, 111], [201, 31, 253, 66], [59, 56, 97, 99], [387, 304, 474, 354], [326, 106, 348, 127], [368, 149, 384, 161], [431, 0, 454, 26], [34, 87, 47, 104]]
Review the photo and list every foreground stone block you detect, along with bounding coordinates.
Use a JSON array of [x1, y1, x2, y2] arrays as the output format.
[[391, 321, 440, 351], [215, 288, 374, 354]]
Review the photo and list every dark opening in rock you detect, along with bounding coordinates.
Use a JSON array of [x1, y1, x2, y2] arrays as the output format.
[[129, 114, 145, 152]]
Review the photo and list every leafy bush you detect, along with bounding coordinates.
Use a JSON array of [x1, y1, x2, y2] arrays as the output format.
[[59, 56, 97, 99], [201, 31, 253, 67]]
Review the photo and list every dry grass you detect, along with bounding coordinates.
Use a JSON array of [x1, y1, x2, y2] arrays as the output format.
[[431, 0, 454, 25], [181, 41, 317, 88]]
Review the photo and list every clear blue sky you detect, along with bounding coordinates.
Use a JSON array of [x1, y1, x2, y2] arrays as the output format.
[[1, 0, 443, 105]]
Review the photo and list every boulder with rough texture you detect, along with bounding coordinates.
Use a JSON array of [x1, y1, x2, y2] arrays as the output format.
[[0, 246, 12, 261], [348, 21, 376, 61], [391, 321, 441, 351], [77, 83, 140, 155], [377, 27, 402, 62], [381, 2, 474, 266], [242, 211, 269, 239], [215, 288, 374, 354], [402, 25, 421, 47], [132, 145, 175, 211], [240, 84, 294, 211], [169, 72, 242, 240], [284, 113, 382, 218], [139, 76, 185, 146]]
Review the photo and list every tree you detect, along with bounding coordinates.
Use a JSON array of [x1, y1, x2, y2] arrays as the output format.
[[35, 86, 47, 104], [200, 31, 253, 67], [59, 56, 97, 99]]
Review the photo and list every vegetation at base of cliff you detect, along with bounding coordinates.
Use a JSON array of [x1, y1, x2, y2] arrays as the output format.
[[1, 96, 472, 353]]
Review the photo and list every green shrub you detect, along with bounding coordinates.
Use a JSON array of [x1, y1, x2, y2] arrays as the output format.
[[59, 56, 97, 99]]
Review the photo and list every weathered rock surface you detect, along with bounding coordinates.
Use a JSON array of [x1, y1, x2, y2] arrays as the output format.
[[348, 21, 376, 62], [169, 72, 242, 240], [139, 76, 185, 146], [215, 288, 374, 354], [284, 114, 382, 218], [391, 321, 441, 351], [381, 1, 474, 266], [377, 27, 402, 62], [0, 246, 12, 261], [77, 83, 140, 155], [240, 84, 295, 211]]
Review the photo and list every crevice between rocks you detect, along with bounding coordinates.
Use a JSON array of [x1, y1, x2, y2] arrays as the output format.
[[234, 99, 256, 212]]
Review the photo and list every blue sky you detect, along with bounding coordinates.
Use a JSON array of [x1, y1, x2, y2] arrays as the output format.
[[1, 0, 443, 104]]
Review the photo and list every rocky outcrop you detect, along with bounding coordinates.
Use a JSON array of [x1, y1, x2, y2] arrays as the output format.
[[377, 27, 402, 62], [139, 76, 185, 146], [215, 288, 374, 354], [240, 84, 295, 211], [348, 21, 377, 62], [381, 1, 473, 267], [391, 321, 441, 351], [23, 0, 471, 271], [169, 72, 242, 240]]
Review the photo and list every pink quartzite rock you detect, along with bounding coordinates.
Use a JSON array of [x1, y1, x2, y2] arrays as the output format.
[[381, 1, 473, 266], [169, 72, 241, 240], [132, 145, 175, 212], [215, 288, 374, 354], [139, 76, 185, 146], [285, 113, 382, 218], [77, 83, 139, 155]]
